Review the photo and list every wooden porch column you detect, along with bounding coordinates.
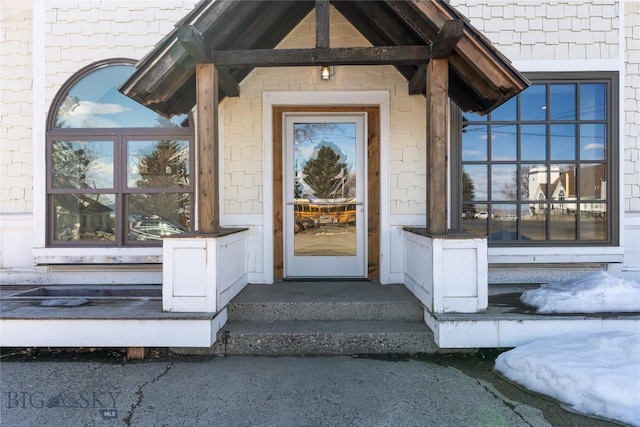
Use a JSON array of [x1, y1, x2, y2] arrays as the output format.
[[196, 63, 220, 234], [426, 58, 449, 235]]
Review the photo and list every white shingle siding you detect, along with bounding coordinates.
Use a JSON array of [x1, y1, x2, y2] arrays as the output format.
[[452, 1, 620, 61], [43, 1, 197, 118], [625, 1, 640, 212], [0, 5, 33, 214]]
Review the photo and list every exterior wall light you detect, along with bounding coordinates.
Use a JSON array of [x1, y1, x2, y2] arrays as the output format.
[[320, 65, 333, 80]]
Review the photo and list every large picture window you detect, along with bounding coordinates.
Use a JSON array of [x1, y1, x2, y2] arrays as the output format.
[[46, 59, 194, 246], [456, 72, 618, 246]]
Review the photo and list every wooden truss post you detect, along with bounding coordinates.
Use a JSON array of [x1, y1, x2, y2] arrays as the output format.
[[426, 58, 449, 235], [425, 20, 462, 235], [196, 63, 220, 234]]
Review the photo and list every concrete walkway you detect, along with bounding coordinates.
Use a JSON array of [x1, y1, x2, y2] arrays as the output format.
[[0, 353, 615, 427]]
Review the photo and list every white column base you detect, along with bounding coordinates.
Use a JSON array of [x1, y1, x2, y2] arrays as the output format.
[[403, 229, 488, 313], [162, 230, 249, 313]]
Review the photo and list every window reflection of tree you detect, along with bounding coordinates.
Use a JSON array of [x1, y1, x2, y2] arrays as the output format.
[[52, 142, 104, 189], [129, 139, 190, 227]]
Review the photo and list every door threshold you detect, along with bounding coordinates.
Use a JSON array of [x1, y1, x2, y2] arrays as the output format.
[[283, 277, 370, 282]]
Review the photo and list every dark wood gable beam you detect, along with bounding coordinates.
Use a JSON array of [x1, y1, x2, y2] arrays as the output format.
[[210, 46, 431, 67], [177, 25, 240, 97], [316, 0, 330, 48], [331, 1, 419, 82]]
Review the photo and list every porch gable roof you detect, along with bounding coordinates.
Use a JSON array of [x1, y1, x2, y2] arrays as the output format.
[[119, 0, 529, 117]]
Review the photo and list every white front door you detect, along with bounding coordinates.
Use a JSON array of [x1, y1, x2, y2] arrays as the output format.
[[284, 114, 367, 278]]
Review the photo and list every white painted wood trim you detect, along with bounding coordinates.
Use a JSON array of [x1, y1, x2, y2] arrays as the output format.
[[262, 90, 391, 283], [512, 59, 621, 73], [34, 247, 163, 264], [32, 0, 46, 250], [488, 246, 624, 264], [430, 315, 640, 349], [0, 309, 227, 348]]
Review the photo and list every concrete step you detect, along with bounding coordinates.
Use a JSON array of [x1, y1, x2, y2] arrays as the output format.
[[179, 320, 438, 356], [168, 282, 438, 356], [227, 283, 424, 322]]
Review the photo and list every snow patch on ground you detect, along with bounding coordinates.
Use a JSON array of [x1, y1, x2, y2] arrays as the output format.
[[496, 272, 640, 426], [520, 271, 640, 313], [496, 331, 640, 427]]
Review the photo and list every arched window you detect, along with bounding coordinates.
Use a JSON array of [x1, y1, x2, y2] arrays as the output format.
[[46, 59, 194, 247]]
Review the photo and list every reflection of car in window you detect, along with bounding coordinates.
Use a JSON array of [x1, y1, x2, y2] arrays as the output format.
[[474, 211, 488, 219], [128, 219, 188, 241]]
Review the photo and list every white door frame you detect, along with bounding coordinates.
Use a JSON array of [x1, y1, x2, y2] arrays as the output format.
[[262, 91, 391, 283]]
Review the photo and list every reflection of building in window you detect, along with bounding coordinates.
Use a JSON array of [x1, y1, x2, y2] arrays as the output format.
[[526, 165, 606, 218], [54, 194, 114, 241]]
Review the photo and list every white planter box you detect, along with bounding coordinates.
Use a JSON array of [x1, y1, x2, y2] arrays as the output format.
[[403, 229, 488, 313], [162, 229, 249, 313]]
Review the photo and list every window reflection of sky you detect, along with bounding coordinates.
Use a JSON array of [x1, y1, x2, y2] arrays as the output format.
[[56, 65, 186, 128], [550, 124, 576, 160], [293, 122, 356, 177], [520, 84, 546, 121], [521, 124, 546, 161], [491, 124, 517, 160], [462, 125, 487, 161], [580, 124, 606, 160], [550, 84, 576, 120], [580, 84, 606, 120], [491, 97, 516, 121]]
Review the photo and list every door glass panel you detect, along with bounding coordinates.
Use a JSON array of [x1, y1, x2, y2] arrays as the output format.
[[292, 122, 357, 256]]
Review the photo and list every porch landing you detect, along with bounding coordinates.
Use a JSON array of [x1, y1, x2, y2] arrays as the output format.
[[0, 287, 225, 348], [1, 283, 638, 351], [427, 284, 640, 348]]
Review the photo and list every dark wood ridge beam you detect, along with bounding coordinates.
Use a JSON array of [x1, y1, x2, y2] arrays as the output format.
[[176, 25, 240, 97], [316, 0, 330, 48], [210, 46, 432, 67], [408, 20, 463, 96]]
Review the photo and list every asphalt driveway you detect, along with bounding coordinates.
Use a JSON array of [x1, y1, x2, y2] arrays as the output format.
[[0, 349, 621, 427]]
